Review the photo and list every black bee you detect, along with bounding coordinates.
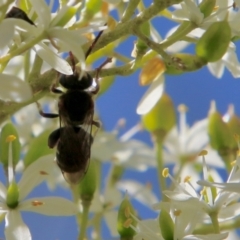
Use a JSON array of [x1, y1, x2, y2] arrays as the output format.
[[5, 7, 35, 25], [48, 126, 93, 184], [38, 29, 110, 184]]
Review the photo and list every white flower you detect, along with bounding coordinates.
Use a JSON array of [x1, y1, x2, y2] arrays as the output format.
[[207, 42, 240, 78], [89, 186, 122, 237], [92, 124, 156, 171], [3, 1, 104, 75], [0, 144, 78, 240], [130, 211, 228, 240], [136, 75, 165, 115], [117, 180, 158, 209], [163, 105, 224, 188]]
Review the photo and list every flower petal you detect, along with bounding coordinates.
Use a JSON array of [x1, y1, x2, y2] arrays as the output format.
[[0, 181, 7, 202], [0, 73, 32, 102], [117, 180, 158, 208], [137, 75, 164, 115], [33, 43, 73, 75], [49, 28, 86, 65], [18, 155, 57, 201], [104, 210, 119, 236], [19, 197, 78, 216], [30, 0, 51, 28], [0, 19, 15, 48], [5, 211, 31, 240]]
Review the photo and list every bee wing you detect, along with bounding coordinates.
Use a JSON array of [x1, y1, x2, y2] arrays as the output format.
[[59, 125, 93, 185]]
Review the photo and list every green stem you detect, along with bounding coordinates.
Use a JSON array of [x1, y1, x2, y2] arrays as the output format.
[[121, 0, 141, 22], [194, 213, 240, 234], [71, 185, 82, 227], [154, 139, 167, 200], [209, 212, 220, 234], [91, 212, 103, 240], [78, 200, 91, 240]]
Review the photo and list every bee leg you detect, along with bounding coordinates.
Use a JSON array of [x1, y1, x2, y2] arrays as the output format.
[[36, 102, 59, 118], [50, 72, 62, 94], [92, 120, 101, 128], [51, 84, 63, 94], [92, 57, 112, 94], [69, 51, 76, 72], [85, 28, 105, 59], [48, 128, 61, 148]]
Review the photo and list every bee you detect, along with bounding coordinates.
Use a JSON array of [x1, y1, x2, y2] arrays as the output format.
[[48, 126, 93, 184], [38, 29, 110, 184]]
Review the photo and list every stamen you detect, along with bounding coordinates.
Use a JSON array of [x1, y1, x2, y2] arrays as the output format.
[[39, 171, 48, 175], [6, 135, 16, 142], [177, 104, 188, 113], [174, 209, 181, 216], [231, 160, 236, 166], [200, 187, 207, 196], [123, 218, 133, 228], [184, 176, 191, 183], [162, 168, 169, 178], [125, 206, 130, 218], [199, 150, 208, 156], [32, 200, 44, 206]]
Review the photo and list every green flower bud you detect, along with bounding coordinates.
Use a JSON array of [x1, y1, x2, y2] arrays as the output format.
[[82, 0, 102, 20], [225, 107, 240, 150], [98, 75, 115, 96], [159, 209, 174, 240], [53, 3, 81, 27], [132, 21, 150, 57], [78, 160, 97, 202], [199, 0, 216, 18], [196, 21, 231, 62], [6, 181, 19, 209], [208, 103, 233, 153], [165, 53, 207, 75], [109, 165, 125, 186], [117, 195, 137, 239], [0, 123, 20, 168], [24, 129, 55, 168], [142, 93, 176, 139]]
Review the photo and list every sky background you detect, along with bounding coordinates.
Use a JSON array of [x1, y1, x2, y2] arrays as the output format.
[[1, 1, 240, 240]]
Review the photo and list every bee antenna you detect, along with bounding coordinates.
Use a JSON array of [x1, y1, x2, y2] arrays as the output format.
[[85, 24, 106, 59]]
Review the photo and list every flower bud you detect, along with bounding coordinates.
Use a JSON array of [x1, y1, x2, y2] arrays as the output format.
[[165, 53, 207, 75], [98, 75, 115, 96], [82, 0, 102, 20], [78, 160, 97, 202], [0, 123, 20, 168], [117, 195, 137, 239], [142, 93, 176, 139], [196, 21, 231, 62], [53, 3, 81, 27], [132, 21, 150, 57], [199, 0, 216, 18], [140, 57, 165, 86], [6, 181, 19, 209], [159, 209, 174, 240], [208, 102, 233, 153], [225, 107, 240, 150]]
